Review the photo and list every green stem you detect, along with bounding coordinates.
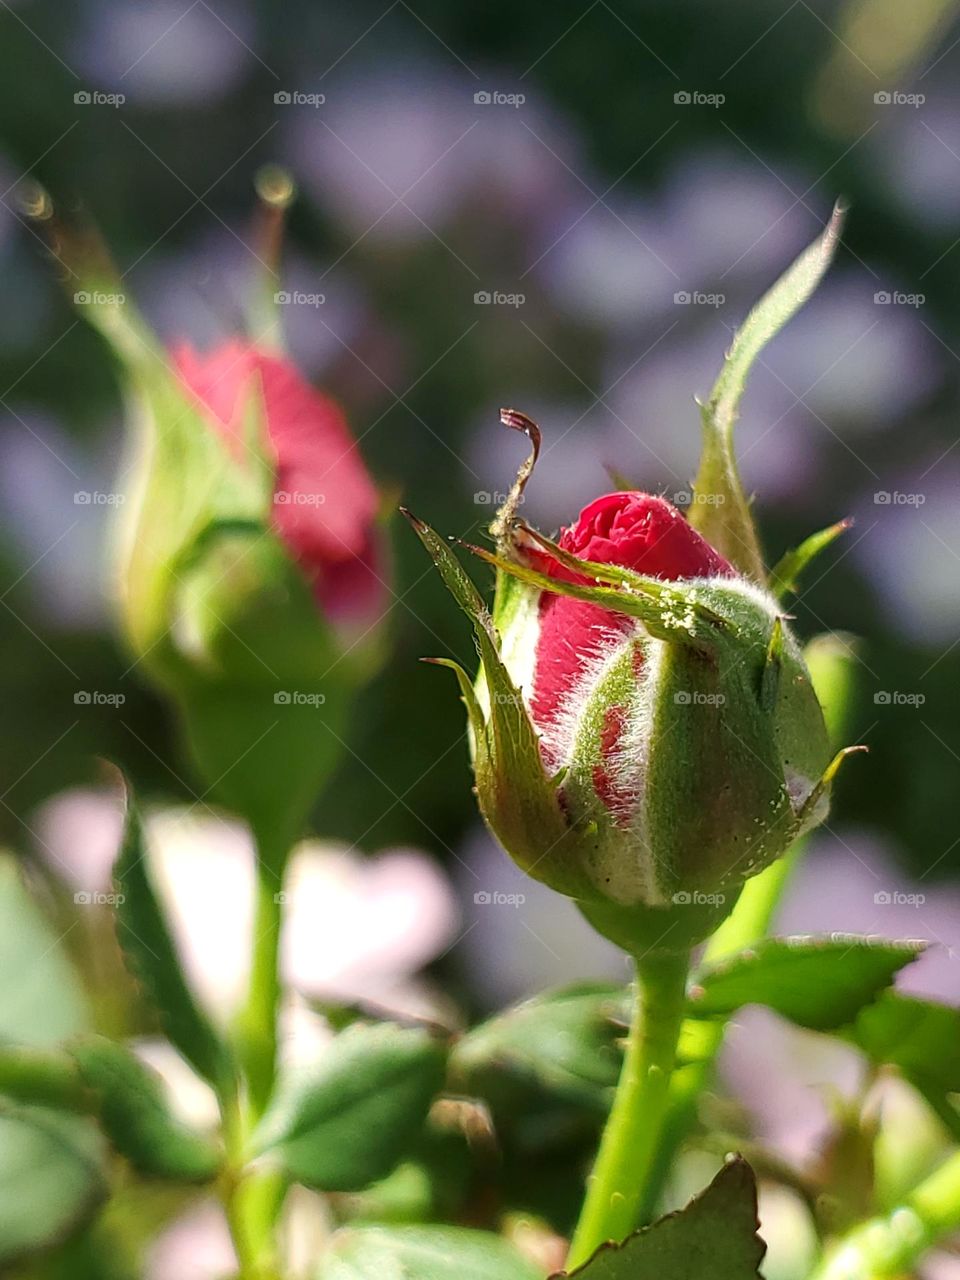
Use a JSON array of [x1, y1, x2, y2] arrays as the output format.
[[810, 1149, 960, 1280], [236, 843, 287, 1121], [567, 949, 691, 1270], [633, 848, 803, 1224], [225, 835, 293, 1277]]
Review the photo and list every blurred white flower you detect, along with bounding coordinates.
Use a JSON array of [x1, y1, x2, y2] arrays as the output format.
[[33, 789, 460, 1022], [145, 1198, 236, 1280]]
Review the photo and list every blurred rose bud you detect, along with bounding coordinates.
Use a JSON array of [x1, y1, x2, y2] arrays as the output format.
[[408, 413, 845, 955], [67, 252, 388, 852]]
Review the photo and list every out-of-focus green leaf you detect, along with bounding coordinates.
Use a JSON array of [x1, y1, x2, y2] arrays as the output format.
[[0, 857, 106, 1262], [688, 936, 923, 1031], [556, 1157, 765, 1278], [319, 1224, 543, 1279], [851, 994, 960, 1088], [0, 1045, 87, 1111], [112, 791, 230, 1091], [451, 983, 627, 1115], [851, 993, 960, 1132], [690, 204, 845, 580], [70, 1037, 221, 1182], [253, 1022, 447, 1191]]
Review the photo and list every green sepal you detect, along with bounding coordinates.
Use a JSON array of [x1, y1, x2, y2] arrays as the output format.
[[463, 536, 727, 649], [760, 616, 784, 713], [690, 203, 846, 581], [768, 519, 853, 599], [403, 512, 585, 898]]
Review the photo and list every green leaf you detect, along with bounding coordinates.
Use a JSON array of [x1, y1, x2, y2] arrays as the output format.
[[0, 1046, 87, 1112], [768, 519, 853, 598], [690, 203, 846, 580], [855, 994, 960, 1087], [0, 1106, 106, 1264], [851, 994, 960, 1123], [689, 936, 923, 1031], [557, 1157, 765, 1278], [70, 1037, 222, 1182], [253, 1022, 448, 1191], [113, 791, 230, 1090], [451, 983, 627, 1116], [0, 857, 105, 1261], [319, 1225, 543, 1279]]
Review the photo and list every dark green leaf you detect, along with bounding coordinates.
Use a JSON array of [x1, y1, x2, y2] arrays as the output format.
[[557, 1157, 765, 1279], [70, 1037, 221, 1182], [113, 791, 230, 1090], [689, 936, 923, 1031], [451, 983, 627, 1115], [320, 1225, 543, 1279], [253, 1022, 447, 1191]]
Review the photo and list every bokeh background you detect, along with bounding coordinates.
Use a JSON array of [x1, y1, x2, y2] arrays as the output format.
[[2, 0, 960, 1276]]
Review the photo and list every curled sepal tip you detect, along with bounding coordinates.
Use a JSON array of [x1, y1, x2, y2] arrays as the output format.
[[490, 408, 541, 544]]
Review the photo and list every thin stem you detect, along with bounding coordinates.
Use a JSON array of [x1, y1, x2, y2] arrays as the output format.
[[810, 1148, 960, 1280], [225, 834, 292, 1277], [236, 844, 287, 1121], [567, 949, 691, 1270], [634, 846, 802, 1224]]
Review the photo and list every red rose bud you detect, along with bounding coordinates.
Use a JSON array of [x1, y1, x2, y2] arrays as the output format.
[[409, 412, 850, 955], [68, 261, 387, 852], [174, 341, 384, 628]]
